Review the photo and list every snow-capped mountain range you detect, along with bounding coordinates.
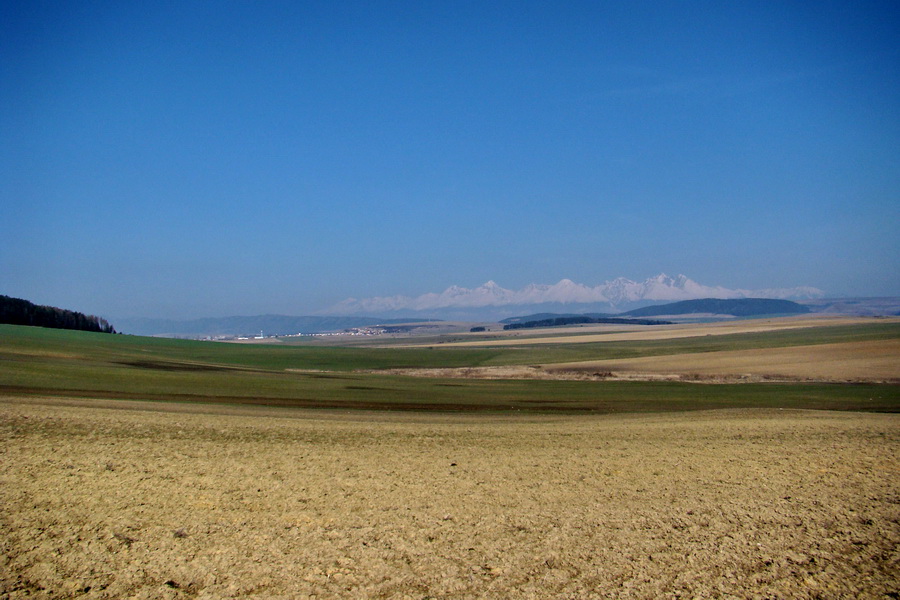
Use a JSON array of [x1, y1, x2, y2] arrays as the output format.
[[327, 274, 825, 315]]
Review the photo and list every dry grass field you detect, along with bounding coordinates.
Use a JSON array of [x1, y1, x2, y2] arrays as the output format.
[[544, 339, 900, 383], [386, 317, 900, 385], [429, 317, 898, 348], [2, 397, 898, 599]]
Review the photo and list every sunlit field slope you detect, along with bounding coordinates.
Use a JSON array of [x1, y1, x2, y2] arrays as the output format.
[[2, 321, 898, 597], [2, 402, 897, 598], [1, 321, 897, 414]]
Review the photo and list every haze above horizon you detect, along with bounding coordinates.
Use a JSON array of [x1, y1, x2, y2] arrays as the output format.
[[3, 1, 898, 320]]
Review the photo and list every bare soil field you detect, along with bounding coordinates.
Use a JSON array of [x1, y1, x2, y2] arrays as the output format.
[[428, 317, 898, 348], [2, 397, 898, 599]]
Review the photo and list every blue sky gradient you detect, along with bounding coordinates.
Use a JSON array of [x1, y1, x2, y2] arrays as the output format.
[[2, 1, 898, 319]]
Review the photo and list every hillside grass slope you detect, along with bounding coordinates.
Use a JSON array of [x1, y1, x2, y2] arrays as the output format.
[[1, 322, 897, 414]]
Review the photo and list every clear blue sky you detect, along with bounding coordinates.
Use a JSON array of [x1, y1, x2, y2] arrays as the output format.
[[2, 1, 898, 319]]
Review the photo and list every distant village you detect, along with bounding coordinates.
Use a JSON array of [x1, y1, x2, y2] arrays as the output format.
[[222, 327, 388, 341]]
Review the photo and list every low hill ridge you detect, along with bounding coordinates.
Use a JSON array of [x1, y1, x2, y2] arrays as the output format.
[[623, 298, 810, 318], [503, 299, 810, 325]]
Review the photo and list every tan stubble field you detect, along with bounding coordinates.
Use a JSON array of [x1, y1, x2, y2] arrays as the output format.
[[394, 317, 900, 384], [426, 316, 898, 347], [2, 397, 898, 599]]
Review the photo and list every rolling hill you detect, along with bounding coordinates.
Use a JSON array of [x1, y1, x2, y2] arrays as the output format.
[[503, 298, 810, 325], [622, 298, 810, 318]]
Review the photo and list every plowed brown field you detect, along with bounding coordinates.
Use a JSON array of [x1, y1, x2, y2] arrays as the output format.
[[2, 397, 898, 599]]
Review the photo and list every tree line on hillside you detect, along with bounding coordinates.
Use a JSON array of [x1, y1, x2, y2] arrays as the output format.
[[0, 295, 116, 333], [503, 316, 671, 330]]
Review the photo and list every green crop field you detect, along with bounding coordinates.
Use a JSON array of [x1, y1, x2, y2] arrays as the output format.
[[1, 323, 897, 414]]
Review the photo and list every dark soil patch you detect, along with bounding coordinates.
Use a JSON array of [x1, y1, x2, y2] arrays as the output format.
[[117, 359, 238, 372]]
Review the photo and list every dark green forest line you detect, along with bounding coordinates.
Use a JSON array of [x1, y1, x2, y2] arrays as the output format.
[[0, 295, 115, 334], [503, 316, 671, 330]]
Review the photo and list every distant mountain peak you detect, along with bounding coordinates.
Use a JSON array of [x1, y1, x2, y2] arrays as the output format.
[[325, 274, 825, 316]]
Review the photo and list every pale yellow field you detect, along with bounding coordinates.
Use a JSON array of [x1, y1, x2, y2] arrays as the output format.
[[545, 339, 900, 383], [428, 316, 897, 348], [2, 397, 898, 599]]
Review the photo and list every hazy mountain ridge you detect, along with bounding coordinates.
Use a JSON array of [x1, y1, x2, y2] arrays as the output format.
[[800, 297, 900, 317], [115, 296, 898, 338], [328, 274, 825, 315]]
